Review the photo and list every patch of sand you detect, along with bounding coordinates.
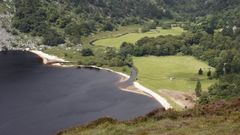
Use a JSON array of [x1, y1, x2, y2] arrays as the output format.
[[159, 89, 196, 109], [30, 50, 67, 65]]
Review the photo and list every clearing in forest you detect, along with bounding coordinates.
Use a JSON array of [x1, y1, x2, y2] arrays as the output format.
[[93, 27, 185, 48], [133, 56, 217, 92]]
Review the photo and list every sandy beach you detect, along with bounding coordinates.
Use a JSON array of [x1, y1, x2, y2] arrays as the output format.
[[30, 50, 172, 110], [30, 50, 67, 65]]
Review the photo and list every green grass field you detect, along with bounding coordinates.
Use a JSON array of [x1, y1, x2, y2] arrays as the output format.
[[133, 56, 216, 92], [81, 24, 140, 46], [93, 27, 185, 48]]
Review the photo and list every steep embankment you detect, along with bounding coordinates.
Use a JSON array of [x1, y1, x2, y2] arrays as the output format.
[[57, 98, 240, 135]]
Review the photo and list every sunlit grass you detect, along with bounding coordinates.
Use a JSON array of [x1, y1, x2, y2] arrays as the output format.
[[81, 24, 141, 46], [93, 27, 185, 48], [133, 56, 217, 92]]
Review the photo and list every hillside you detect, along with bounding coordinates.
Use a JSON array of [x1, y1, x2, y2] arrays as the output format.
[[167, 0, 240, 17], [57, 98, 240, 135], [169, 0, 240, 33], [10, 0, 172, 46]]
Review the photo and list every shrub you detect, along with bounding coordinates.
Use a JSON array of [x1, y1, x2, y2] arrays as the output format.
[[161, 23, 172, 29], [199, 92, 210, 104], [43, 30, 65, 46], [198, 68, 203, 75], [102, 22, 114, 31], [81, 48, 94, 56]]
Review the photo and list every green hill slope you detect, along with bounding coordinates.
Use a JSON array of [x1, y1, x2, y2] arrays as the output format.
[[57, 98, 240, 135]]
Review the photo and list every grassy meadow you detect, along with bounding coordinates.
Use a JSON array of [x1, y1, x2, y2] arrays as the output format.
[[133, 56, 216, 92], [93, 27, 185, 48], [81, 24, 140, 46]]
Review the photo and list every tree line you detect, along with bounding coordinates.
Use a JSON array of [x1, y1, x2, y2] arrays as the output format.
[[77, 47, 133, 68], [119, 29, 240, 102], [120, 30, 240, 76]]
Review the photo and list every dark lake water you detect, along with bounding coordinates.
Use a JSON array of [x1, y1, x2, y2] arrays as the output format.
[[0, 51, 160, 135]]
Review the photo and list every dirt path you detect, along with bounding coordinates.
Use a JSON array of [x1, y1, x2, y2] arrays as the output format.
[[134, 82, 172, 109], [159, 89, 196, 109]]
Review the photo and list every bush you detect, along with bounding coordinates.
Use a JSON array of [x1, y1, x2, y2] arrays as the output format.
[[161, 23, 172, 29], [43, 30, 65, 46], [81, 48, 94, 56], [141, 26, 150, 33], [141, 21, 158, 33], [11, 29, 18, 35], [198, 68, 203, 75], [199, 92, 210, 104], [120, 42, 134, 56], [207, 70, 212, 79], [102, 22, 114, 31]]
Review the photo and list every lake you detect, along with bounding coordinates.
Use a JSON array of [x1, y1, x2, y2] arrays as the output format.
[[0, 51, 160, 135]]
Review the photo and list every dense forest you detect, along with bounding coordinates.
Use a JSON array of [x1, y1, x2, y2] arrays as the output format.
[[12, 0, 172, 45]]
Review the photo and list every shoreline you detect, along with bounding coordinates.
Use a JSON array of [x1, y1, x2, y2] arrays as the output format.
[[30, 50, 172, 110], [30, 50, 67, 66]]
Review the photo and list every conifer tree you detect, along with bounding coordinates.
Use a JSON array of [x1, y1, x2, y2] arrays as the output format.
[[198, 68, 203, 75], [195, 80, 202, 97]]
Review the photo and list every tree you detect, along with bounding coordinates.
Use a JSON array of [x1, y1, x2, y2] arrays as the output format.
[[161, 23, 172, 29], [81, 48, 94, 56], [222, 26, 234, 37], [120, 42, 134, 56], [195, 80, 202, 97], [207, 70, 212, 78], [207, 74, 240, 100], [198, 68, 203, 75], [13, 0, 48, 34], [231, 54, 240, 73], [104, 47, 117, 60], [141, 26, 151, 33], [102, 22, 114, 31], [43, 30, 65, 46], [207, 70, 212, 77]]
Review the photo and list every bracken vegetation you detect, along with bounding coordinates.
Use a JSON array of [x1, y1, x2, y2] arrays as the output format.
[[57, 98, 240, 135]]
